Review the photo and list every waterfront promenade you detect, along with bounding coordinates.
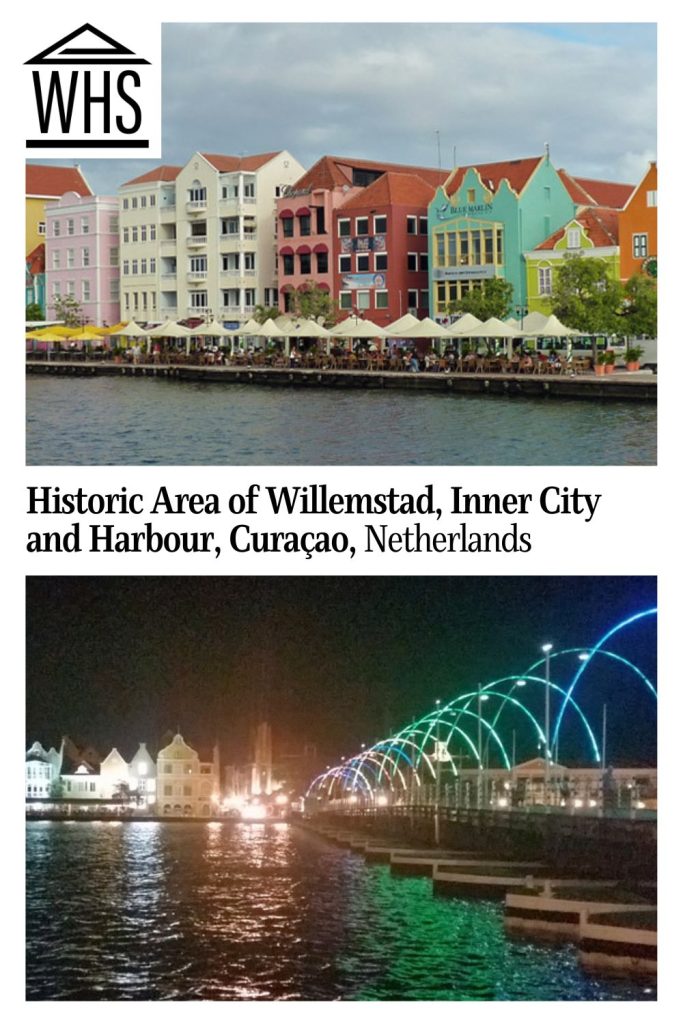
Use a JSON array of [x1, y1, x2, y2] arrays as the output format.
[[26, 358, 657, 402]]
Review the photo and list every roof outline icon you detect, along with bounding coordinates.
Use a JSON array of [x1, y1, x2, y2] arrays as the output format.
[[25, 23, 150, 65]]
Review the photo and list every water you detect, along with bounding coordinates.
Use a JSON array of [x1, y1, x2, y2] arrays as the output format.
[[26, 377, 656, 465], [26, 821, 655, 1000]]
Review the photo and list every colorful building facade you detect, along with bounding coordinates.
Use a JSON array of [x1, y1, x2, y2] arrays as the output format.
[[26, 164, 92, 256], [428, 153, 577, 320], [275, 155, 445, 316], [619, 162, 657, 282], [44, 192, 120, 324], [525, 207, 621, 315], [26, 244, 46, 315]]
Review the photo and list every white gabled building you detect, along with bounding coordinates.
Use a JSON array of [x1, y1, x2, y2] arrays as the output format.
[[118, 150, 305, 325], [26, 740, 63, 799], [156, 733, 219, 817]]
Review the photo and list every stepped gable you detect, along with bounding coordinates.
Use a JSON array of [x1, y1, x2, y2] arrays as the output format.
[[26, 164, 92, 197], [121, 165, 183, 186], [445, 156, 543, 198], [338, 171, 438, 210], [535, 206, 620, 250], [200, 151, 281, 172], [291, 154, 447, 192]]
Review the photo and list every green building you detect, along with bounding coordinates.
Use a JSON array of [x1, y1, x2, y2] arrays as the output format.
[[525, 207, 621, 315], [428, 152, 576, 320]]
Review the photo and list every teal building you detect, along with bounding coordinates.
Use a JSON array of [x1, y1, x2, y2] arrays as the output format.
[[428, 152, 576, 319]]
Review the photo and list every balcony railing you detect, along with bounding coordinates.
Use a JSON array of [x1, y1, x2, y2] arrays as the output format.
[[187, 235, 207, 247], [186, 199, 207, 213], [187, 271, 208, 281]]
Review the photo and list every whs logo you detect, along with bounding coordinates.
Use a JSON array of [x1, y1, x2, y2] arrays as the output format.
[[24, 22, 160, 157]]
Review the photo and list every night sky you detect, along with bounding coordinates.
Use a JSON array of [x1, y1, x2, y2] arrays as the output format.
[[26, 577, 657, 768]]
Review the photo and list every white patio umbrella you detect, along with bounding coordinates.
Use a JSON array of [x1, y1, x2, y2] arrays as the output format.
[[475, 317, 526, 357], [538, 314, 581, 337], [109, 320, 148, 337], [506, 311, 549, 335], [193, 319, 233, 338], [249, 319, 287, 337], [233, 318, 261, 335], [385, 312, 421, 335], [446, 313, 484, 337], [145, 319, 195, 356], [391, 316, 450, 338], [330, 316, 389, 341]]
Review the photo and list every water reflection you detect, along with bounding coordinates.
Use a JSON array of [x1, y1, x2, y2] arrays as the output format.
[[26, 822, 655, 1000], [26, 377, 656, 466]]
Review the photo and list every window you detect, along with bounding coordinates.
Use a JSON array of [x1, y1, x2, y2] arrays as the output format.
[[244, 252, 256, 271], [164, 784, 173, 796], [66, 248, 75, 269], [150, 224, 156, 241], [407, 289, 418, 309], [141, 225, 147, 242], [150, 194, 156, 207], [282, 254, 294, 275], [646, 190, 657, 207], [374, 215, 387, 233], [110, 280, 119, 301], [189, 182, 206, 203], [190, 291, 208, 309], [375, 253, 387, 271], [222, 183, 238, 200], [338, 219, 351, 237], [315, 207, 325, 234], [244, 288, 256, 307], [123, 228, 130, 243], [407, 252, 418, 272], [141, 259, 147, 274], [339, 255, 351, 273], [282, 217, 294, 238], [419, 217, 428, 235], [419, 253, 428, 271], [122, 198, 129, 210], [633, 233, 648, 258], [66, 281, 75, 297], [81, 217, 90, 234], [123, 260, 130, 275], [375, 290, 388, 309], [67, 219, 74, 235], [81, 248, 90, 267], [406, 216, 417, 234], [567, 228, 581, 249], [132, 197, 138, 209], [300, 252, 311, 274], [420, 289, 429, 308], [299, 215, 311, 236], [82, 280, 90, 302], [140, 195, 147, 208], [52, 250, 60, 270], [183, 784, 192, 797], [222, 217, 239, 236], [109, 216, 118, 232], [357, 290, 370, 310], [110, 247, 119, 266], [357, 254, 369, 272], [316, 251, 328, 273], [132, 227, 138, 243], [132, 259, 138, 275], [52, 281, 61, 296], [244, 181, 255, 198], [124, 292, 129, 310], [150, 258, 156, 273], [467, 188, 476, 203], [356, 217, 369, 236], [53, 220, 61, 237], [538, 266, 552, 295], [339, 291, 352, 309], [38, 221, 46, 235]]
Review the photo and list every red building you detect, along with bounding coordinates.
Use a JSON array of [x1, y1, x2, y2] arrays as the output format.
[[276, 155, 446, 317]]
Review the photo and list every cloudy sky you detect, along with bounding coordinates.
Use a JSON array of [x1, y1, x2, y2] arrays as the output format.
[[35, 22, 656, 195]]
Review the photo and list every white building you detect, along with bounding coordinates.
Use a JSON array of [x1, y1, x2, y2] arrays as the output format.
[[130, 741, 156, 807], [118, 150, 305, 325], [25, 740, 63, 799], [156, 733, 219, 817]]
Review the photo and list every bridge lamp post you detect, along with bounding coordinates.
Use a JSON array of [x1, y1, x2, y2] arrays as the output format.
[[434, 699, 442, 845], [542, 644, 553, 808]]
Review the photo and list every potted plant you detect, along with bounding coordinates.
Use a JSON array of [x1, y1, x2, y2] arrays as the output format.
[[625, 345, 645, 371], [595, 351, 608, 376], [604, 350, 616, 374]]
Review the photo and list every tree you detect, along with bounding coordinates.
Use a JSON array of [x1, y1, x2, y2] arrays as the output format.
[[51, 294, 85, 327], [253, 305, 280, 324], [447, 277, 513, 321], [26, 302, 44, 322], [620, 273, 657, 338], [550, 255, 623, 334], [289, 281, 338, 326], [112, 781, 134, 803]]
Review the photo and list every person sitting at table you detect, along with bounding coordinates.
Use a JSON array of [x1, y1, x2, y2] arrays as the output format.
[[520, 352, 534, 372]]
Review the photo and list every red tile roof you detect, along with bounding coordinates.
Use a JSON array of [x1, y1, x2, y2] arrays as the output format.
[[292, 154, 446, 192], [535, 206, 620, 250], [200, 151, 281, 172], [121, 165, 183, 186], [26, 243, 45, 274], [558, 169, 634, 209], [26, 164, 92, 198], [445, 157, 543, 198], [339, 172, 439, 210]]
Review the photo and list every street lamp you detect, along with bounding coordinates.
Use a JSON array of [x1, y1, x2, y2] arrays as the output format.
[[542, 643, 553, 808]]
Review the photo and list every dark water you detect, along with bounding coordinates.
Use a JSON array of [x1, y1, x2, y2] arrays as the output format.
[[26, 377, 656, 465], [26, 821, 655, 1001]]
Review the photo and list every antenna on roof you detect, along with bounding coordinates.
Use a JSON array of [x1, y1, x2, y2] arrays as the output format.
[[544, 142, 550, 162]]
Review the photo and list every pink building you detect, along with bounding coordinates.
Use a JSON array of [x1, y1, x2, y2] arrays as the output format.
[[45, 192, 120, 325]]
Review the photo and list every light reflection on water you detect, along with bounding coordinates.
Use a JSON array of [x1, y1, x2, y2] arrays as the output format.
[[26, 821, 655, 1001], [26, 376, 656, 465]]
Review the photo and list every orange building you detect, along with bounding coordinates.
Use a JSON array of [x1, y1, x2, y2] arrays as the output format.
[[618, 162, 657, 281]]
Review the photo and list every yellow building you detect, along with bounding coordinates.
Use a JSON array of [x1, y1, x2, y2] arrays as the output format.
[[26, 164, 92, 255]]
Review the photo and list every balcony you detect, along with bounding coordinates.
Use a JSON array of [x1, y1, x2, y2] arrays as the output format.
[[187, 235, 207, 248], [160, 307, 178, 319], [186, 199, 207, 214], [160, 236, 177, 248], [187, 271, 208, 282]]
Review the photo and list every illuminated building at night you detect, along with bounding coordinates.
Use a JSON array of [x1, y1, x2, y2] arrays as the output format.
[[155, 732, 220, 817]]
